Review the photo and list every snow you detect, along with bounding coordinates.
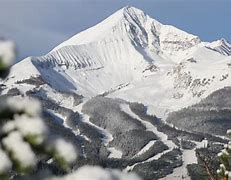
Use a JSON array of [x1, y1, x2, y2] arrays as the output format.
[[159, 24, 201, 63], [120, 104, 176, 150], [1, 6, 231, 179], [6, 6, 231, 120], [121, 104, 176, 171], [41, 85, 77, 110], [76, 101, 113, 146], [121, 103, 209, 177], [3, 57, 40, 92], [0, 147, 12, 172], [76, 102, 125, 158], [160, 139, 209, 180], [53, 6, 161, 51], [0, 39, 15, 67], [108, 147, 123, 159], [49, 165, 142, 180], [160, 149, 196, 180], [227, 129, 231, 135], [6, 96, 42, 116], [52, 138, 77, 164], [206, 38, 231, 56], [134, 140, 156, 157], [109, 45, 231, 118], [2, 131, 36, 168], [14, 115, 47, 143], [46, 109, 64, 124], [1, 121, 15, 134]]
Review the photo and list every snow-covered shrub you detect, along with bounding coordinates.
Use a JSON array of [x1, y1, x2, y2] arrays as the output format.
[[0, 40, 77, 179], [0, 95, 77, 178], [0, 39, 15, 78], [217, 129, 231, 179]]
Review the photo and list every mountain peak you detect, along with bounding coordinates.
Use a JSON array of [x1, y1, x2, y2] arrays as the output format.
[[220, 38, 230, 47], [122, 6, 146, 15], [206, 38, 231, 56], [119, 6, 161, 27], [52, 6, 161, 51], [52, 6, 200, 59]]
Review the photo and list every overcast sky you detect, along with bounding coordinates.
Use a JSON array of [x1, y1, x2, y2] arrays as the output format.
[[0, 0, 230, 61]]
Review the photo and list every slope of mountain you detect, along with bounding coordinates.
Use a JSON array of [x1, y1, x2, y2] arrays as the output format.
[[5, 7, 231, 116], [1, 6, 231, 180]]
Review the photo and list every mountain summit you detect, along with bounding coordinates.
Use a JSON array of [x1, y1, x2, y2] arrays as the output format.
[[54, 6, 201, 62], [3, 6, 231, 116]]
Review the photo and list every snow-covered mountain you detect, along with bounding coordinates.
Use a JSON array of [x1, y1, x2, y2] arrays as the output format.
[[4, 6, 231, 117], [1, 6, 231, 179]]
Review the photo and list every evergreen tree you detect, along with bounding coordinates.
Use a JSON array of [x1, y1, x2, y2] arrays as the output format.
[[217, 129, 231, 180]]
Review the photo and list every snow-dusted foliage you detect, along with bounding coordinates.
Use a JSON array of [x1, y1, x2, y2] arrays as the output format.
[[0, 96, 78, 177], [0, 39, 15, 66], [48, 138, 77, 170], [2, 131, 37, 169], [0, 148, 12, 173], [0, 39, 15, 78], [217, 129, 231, 179], [0, 41, 77, 178], [49, 165, 142, 180]]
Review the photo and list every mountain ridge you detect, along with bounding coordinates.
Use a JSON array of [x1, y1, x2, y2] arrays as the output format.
[[3, 5, 231, 119]]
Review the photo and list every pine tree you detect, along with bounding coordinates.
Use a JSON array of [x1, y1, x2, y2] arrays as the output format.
[[217, 129, 231, 180]]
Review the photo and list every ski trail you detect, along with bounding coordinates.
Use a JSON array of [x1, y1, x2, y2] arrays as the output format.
[[120, 104, 177, 171], [160, 149, 195, 180], [121, 103, 208, 178], [108, 147, 123, 159], [160, 138, 208, 179], [76, 101, 113, 146], [133, 140, 156, 158]]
